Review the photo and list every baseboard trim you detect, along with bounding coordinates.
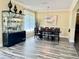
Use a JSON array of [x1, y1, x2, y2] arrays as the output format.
[[69, 39, 74, 43], [60, 36, 69, 39]]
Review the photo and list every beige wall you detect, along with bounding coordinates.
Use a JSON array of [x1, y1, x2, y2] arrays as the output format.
[[36, 11, 70, 37]]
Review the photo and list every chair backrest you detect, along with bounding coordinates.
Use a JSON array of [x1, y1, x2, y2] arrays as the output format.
[[49, 27, 54, 32], [34, 27, 39, 33], [45, 27, 49, 32], [54, 28, 60, 35]]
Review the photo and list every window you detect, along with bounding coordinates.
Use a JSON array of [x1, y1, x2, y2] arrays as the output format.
[[24, 14, 35, 32]]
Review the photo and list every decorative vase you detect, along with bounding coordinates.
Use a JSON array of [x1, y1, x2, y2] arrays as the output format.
[[14, 5, 17, 13], [19, 10, 22, 14], [8, 0, 12, 12]]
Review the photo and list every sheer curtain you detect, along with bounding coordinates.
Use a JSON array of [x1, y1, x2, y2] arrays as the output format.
[[24, 14, 35, 32]]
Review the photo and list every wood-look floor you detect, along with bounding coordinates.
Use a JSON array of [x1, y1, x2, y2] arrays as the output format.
[[0, 37, 79, 59]]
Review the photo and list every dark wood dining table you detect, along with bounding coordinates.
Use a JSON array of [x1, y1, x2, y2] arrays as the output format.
[[37, 27, 60, 43]]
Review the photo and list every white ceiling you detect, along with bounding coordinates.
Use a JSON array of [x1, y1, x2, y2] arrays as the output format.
[[15, 0, 74, 11]]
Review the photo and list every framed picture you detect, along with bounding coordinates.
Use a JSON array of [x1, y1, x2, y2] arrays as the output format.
[[45, 15, 58, 26]]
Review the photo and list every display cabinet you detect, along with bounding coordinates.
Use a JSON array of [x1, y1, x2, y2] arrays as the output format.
[[2, 11, 26, 47], [2, 11, 24, 33]]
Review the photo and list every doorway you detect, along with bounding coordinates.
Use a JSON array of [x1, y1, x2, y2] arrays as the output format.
[[75, 11, 79, 55]]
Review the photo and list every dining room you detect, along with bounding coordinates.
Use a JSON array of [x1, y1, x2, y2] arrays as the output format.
[[0, 0, 79, 59]]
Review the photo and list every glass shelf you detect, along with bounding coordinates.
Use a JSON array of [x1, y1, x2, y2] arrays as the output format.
[[2, 11, 24, 33]]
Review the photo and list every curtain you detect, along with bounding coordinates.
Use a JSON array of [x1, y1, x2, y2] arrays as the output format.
[[24, 14, 35, 32]]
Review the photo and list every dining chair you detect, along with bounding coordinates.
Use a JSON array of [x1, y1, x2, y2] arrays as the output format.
[[53, 28, 60, 43]]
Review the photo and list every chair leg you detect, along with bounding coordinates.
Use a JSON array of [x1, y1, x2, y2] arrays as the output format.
[[58, 36, 60, 43], [53, 36, 59, 44]]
